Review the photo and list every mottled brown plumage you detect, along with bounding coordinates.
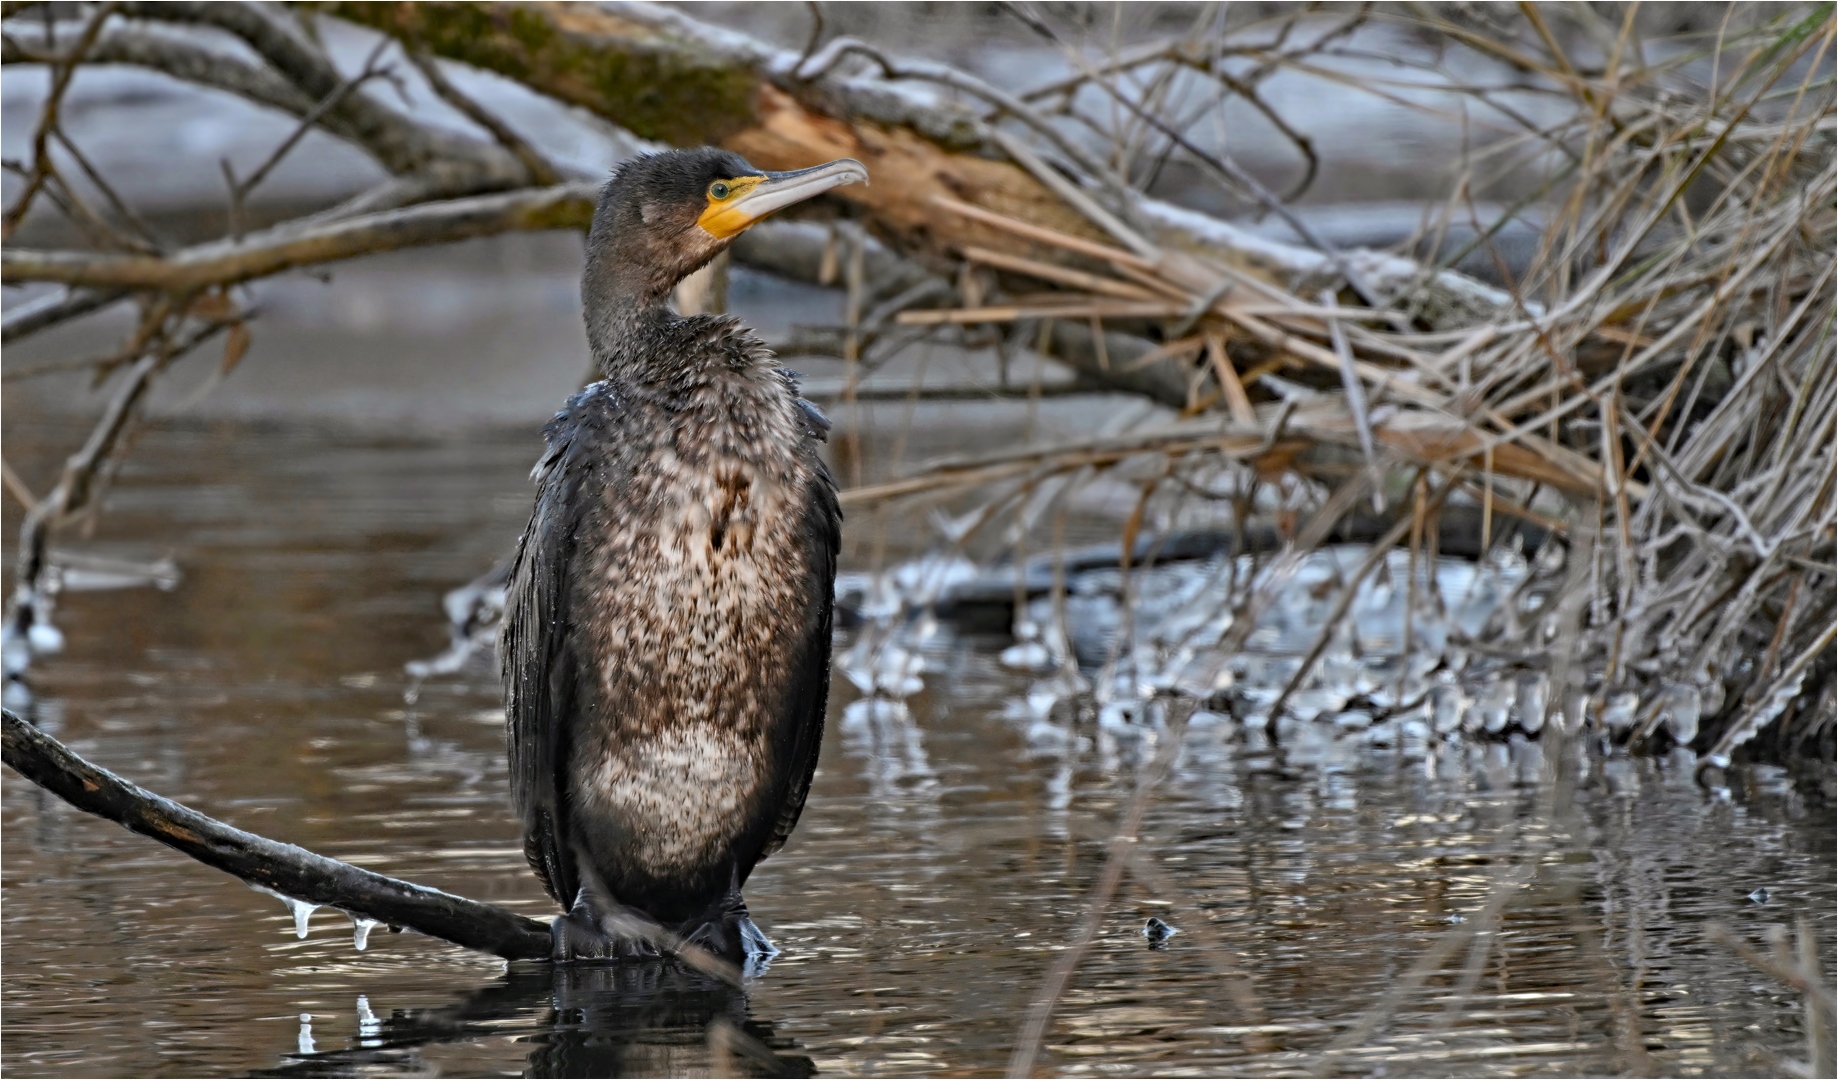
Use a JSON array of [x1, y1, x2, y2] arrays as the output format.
[[500, 148, 862, 962]]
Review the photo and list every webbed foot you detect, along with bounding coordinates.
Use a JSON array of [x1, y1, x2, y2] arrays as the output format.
[[551, 892, 661, 962], [678, 892, 779, 975]]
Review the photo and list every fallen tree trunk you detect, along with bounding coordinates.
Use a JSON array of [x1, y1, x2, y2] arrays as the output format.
[[327, 2, 1516, 328]]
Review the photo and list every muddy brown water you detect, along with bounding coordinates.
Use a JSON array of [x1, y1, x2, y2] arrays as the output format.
[[2, 415, 1832, 1078]]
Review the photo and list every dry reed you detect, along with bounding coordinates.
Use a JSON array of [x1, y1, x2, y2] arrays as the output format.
[[853, 4, 1836, 765]]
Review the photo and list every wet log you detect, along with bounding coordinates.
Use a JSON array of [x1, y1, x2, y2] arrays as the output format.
[[840, 505, 1558, 631], [0, 706, 554, 961]]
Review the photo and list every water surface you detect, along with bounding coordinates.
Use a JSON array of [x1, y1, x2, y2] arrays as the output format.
[[2, 417, 1831, 1078]]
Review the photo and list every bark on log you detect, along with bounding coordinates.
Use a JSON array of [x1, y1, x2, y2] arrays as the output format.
[[326, 2, 1516, 328], [1, 707, 554, 961]]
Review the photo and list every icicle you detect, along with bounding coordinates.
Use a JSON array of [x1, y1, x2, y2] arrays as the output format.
[[1600, 692, 1640, 733], [1722, 674, 1804, 758], [347, 912, 384, 951], [1431, 685, 1465, 734], [1659, 682, 1701, 745], [1472, 678, 1515, 734], [1516, 675, 1549, 734], [250, 884, 317, 939]]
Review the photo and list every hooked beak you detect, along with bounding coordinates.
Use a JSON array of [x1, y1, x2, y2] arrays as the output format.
[[697, 158, 870, 239]]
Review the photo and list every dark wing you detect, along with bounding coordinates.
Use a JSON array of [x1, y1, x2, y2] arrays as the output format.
[[753, 415, 842, 869], [500, 393, 604, 908]]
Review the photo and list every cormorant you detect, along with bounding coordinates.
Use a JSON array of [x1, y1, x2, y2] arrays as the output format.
[[501, 148, 865, 962]]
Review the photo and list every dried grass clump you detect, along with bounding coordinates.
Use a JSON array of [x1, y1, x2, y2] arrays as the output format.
[[853, 5, 1835, 762]]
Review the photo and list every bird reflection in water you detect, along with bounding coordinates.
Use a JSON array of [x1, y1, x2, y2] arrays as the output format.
[[262, 961, 814, 1078]]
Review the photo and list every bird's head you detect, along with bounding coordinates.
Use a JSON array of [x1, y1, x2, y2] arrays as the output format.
[[582, 147, 868, 349]]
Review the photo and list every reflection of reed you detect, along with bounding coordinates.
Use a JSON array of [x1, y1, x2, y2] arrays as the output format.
[[1008, 697, 1193, 1077]]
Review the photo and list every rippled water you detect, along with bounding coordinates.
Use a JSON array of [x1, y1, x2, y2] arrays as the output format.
[[2, 417, 1832, 1078]]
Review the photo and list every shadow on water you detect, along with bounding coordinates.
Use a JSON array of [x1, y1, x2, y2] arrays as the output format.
[[262, 962, 813, 1079]]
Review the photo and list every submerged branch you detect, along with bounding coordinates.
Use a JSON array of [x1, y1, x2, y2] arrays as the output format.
[[2, 707, 747, 982], [1, 707, 553, 960]]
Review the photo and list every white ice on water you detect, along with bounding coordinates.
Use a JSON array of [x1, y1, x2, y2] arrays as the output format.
[[1, 608, 64, 681], [26, 622, 64, 655], [851, 538, 1633, 762], [850, 531, 1743, 768], [836, 553, 978, 700], [999, 640, 1055, 673]]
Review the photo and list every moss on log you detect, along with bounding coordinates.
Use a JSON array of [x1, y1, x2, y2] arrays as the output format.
[[326, 3, 1519, 330], [326, 3, 1216, 270], [331, 2, 761, 148]]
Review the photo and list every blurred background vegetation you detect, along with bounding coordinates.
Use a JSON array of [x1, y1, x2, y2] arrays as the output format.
[[5, 0, 1831, 764]]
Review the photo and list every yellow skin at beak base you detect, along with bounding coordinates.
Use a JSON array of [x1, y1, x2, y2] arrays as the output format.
[[696, 176, 768, 239]]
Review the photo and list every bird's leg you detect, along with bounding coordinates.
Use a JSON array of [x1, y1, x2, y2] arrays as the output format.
[[550, 887, 665, 962], [552, 847, 663, 962], [677, 866, 779, 972], [551, 888, 617, 961]]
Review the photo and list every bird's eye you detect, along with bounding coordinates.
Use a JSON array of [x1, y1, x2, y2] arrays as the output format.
[[709, 181, 731, 200]]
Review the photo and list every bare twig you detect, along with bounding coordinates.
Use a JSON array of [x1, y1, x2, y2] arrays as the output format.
[[50, 127, 162, 253], [795, 35, 1136, 208], [222, 36, 397, 237], [1, 2, 116, 239], [1, 183, 598, 289], [404, 45, 559, 186], [1322, 288, 1384, 504], [1000, 1, 1398, 315], [5, 313, 231, 662], [0, 287, 127, 345], [115, 1, 478, 179], [0, 457, 38, 511]]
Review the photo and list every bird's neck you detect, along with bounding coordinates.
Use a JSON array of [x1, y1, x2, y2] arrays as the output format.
[[588, 293, 665, 356], [584, 275, 686, 378], [589, 299, 741, 390], [581, 229, 681, 371]]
